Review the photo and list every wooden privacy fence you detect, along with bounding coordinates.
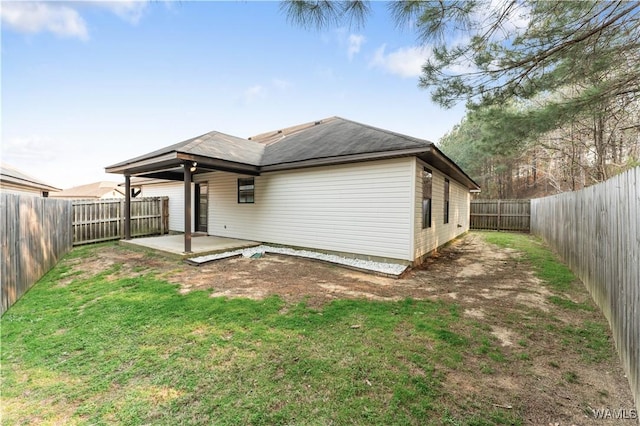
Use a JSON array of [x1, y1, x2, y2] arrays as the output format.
[[470, 199, 530, 231], [73, 197, 169, 245], [531, 166, 640, 412], [1, 194, 73, 316], [1, 195, 170, 314]]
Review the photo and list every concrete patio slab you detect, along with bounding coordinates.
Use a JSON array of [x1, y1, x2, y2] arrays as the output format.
[[120, 234, 260, 258]]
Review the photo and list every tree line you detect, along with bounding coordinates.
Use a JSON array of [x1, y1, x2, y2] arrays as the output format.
[[284, 0, 640, 198]]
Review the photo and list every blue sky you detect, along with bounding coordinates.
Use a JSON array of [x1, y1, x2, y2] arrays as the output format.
[[1, 1, 466, 188]]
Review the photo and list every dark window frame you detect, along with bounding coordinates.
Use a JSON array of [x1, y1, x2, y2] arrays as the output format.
[[422, 167, 432, 229], [444, 178, 450, 224], [237, 178, 255, 204], [195, 183, 208, 232]]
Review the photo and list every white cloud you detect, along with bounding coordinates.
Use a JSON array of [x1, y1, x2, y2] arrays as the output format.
[[0, 2, 89, 40], [347, 34, 365, 60], [2, 135, 59, 162], [371, 40, 477, 78], [323, 28, 366, 60], [370, 44, 431, 78], [483, 0, 531, 37], [243, 85, 266, 103], [92, 1, 149, 25], [445, 59, 478, 75], [0, 1, 152, 40]]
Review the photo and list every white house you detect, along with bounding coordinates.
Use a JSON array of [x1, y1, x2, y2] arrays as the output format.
[[106, 117, 480, 265], [0, 163, 60, 197]]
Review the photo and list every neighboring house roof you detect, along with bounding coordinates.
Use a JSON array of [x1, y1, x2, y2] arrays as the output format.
[[51, 181, 124, 199], [121, 177, 169, 187], [106, 117, 480, 190], [0, 163, 61, 192]]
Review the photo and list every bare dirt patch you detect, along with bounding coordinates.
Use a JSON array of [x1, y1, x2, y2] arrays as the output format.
[[66, 234, 635, 424]]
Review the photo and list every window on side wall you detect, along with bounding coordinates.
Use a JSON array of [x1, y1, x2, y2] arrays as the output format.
[[422, 167, 432, 229], [444, 178, 450, 224], [238, 178, 255, 203]]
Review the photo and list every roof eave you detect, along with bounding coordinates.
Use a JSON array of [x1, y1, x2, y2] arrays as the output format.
[[260, 147, 430, 172], [105, 152, 179, 175], [105, 151, 261, 177], [0, 176, 61, 192], [260, 147, 480, 191], [418, 147, 481, 191]]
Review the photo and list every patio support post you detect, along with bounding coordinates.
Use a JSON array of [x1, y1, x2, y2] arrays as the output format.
[[124, 174, 131, 240], [184, 162, 192, 253]]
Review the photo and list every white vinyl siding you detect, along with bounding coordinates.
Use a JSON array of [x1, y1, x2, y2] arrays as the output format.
[[206, 157, 414, 261], [141, 182, 194, 232], [413, 158, 470, 262]]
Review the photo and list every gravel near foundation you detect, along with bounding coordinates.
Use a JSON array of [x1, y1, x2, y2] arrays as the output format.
[[188, 245, 408, 276]]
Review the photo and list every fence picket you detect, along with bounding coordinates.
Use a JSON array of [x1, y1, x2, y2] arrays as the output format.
[[1, 195, 170, 315], [470, 199, 530, 231], [531, 166, 640, 413], [1, 194, 73, 316], [71, 197, 168, 245]]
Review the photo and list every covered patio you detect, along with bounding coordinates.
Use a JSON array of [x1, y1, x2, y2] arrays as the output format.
[[105, 131, 263, 254], [120, 234, 259, 258]]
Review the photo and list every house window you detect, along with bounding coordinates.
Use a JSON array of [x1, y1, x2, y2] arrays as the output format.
[[444, 178, 450, 224], [422, 167, 432, 229], [237, 178, 255, 203]]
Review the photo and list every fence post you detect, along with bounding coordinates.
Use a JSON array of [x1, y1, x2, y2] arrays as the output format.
[[497, 199, 502, 231], [164, 198, 169, 233], [160, 197, 165, 235], [120, 199, 125, 240]]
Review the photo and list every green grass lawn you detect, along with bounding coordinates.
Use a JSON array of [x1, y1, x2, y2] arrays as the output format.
[[0, 234, 617, 425]]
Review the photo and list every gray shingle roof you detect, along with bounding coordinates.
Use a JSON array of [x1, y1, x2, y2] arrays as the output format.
[[107, 130, 265, 169], [105, 117, 479, 190], [107, 117, 431, 170], [0, 163, 61, 192], [254, 117, 432, 166]]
